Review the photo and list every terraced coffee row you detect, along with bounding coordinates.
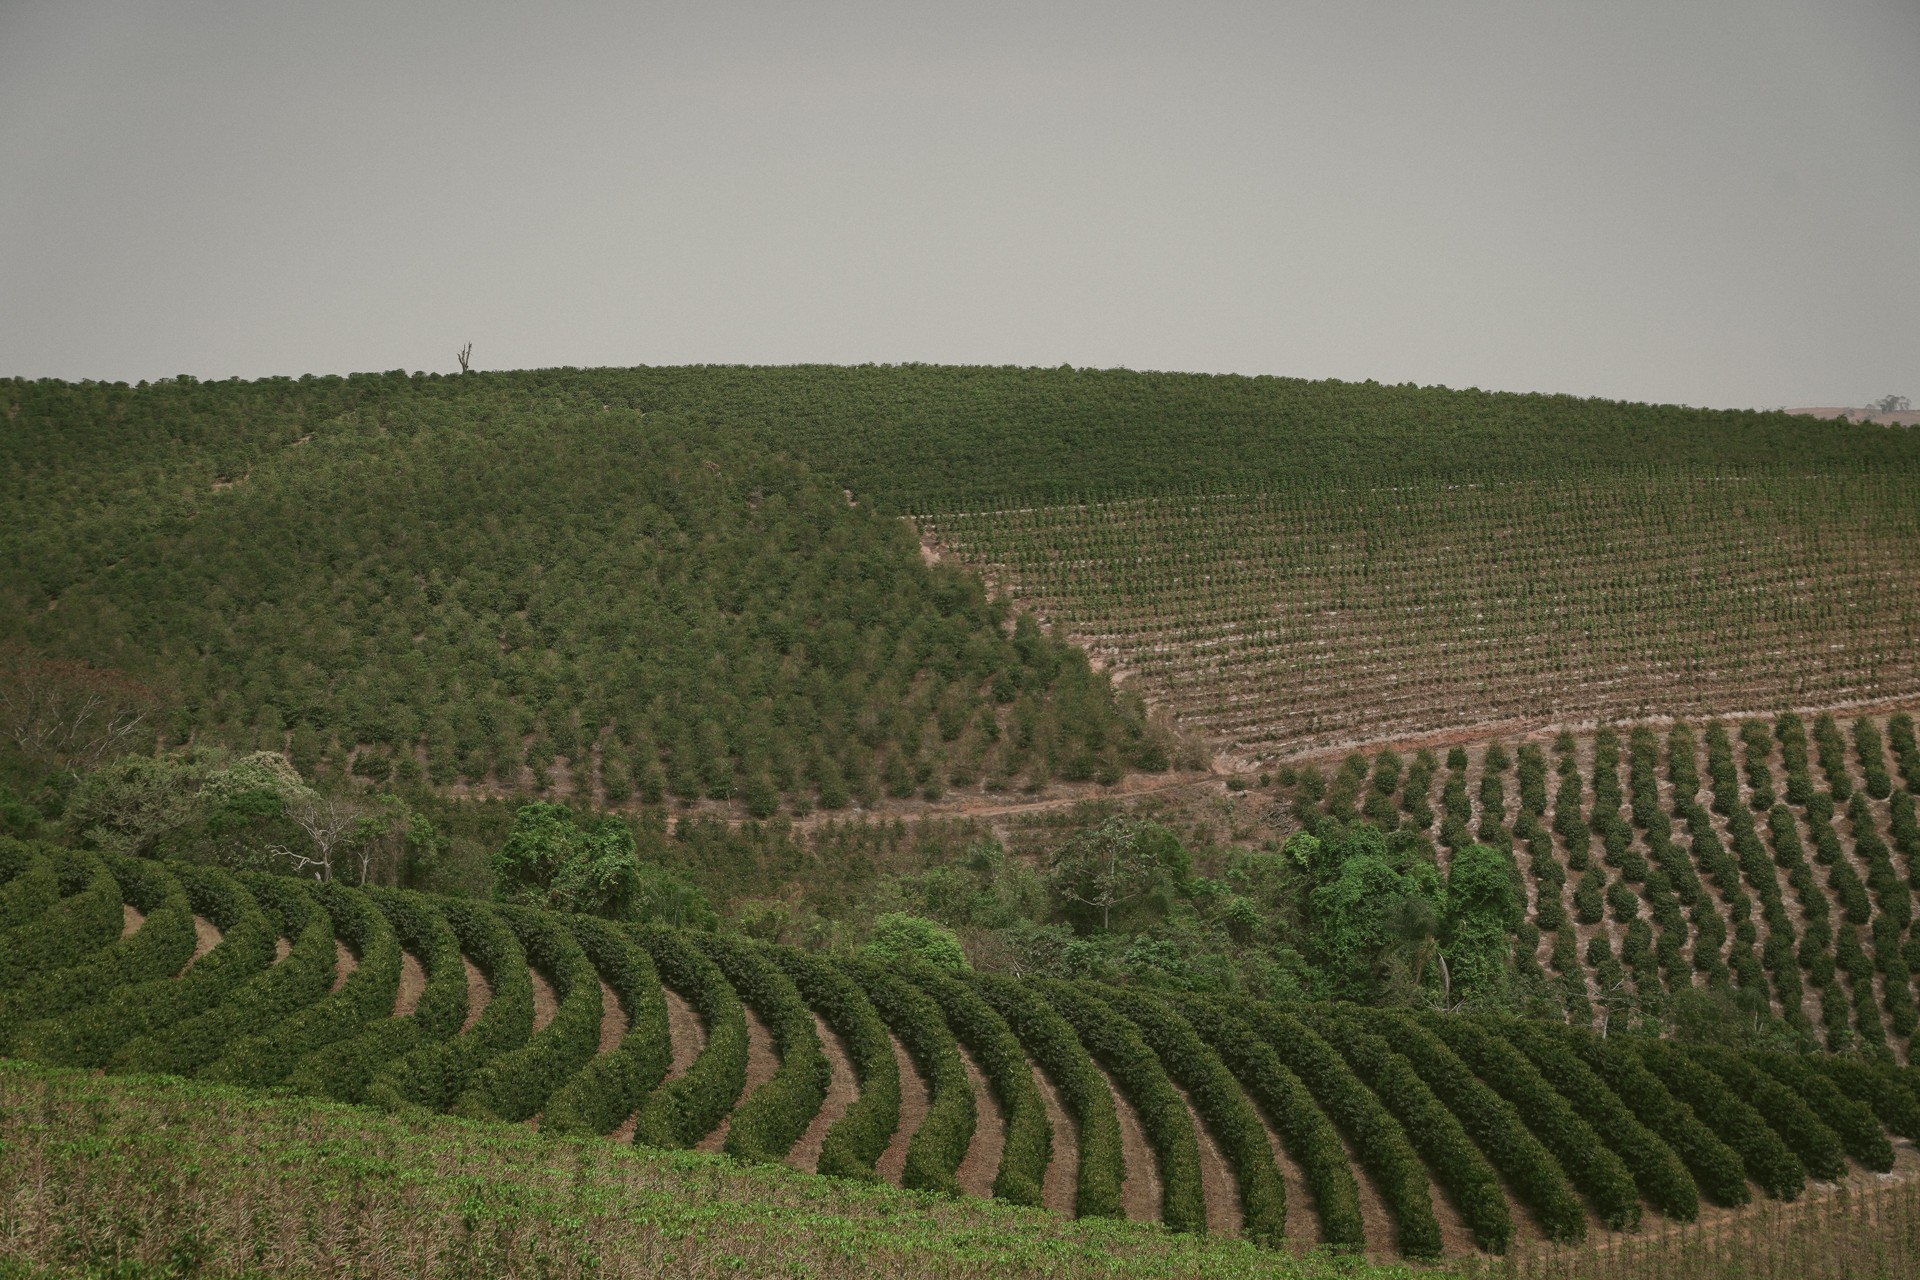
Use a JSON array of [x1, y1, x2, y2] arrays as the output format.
[[6, 841, 1920, 1261], [1293, 710, 1920, 1062]]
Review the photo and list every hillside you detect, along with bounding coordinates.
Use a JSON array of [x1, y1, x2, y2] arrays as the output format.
[[9, 366, 1916, 790], [5, 839, 1920, 1277]]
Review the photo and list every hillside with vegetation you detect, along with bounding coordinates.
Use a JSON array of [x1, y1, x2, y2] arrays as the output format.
[[6, 364, 1920, 1278]]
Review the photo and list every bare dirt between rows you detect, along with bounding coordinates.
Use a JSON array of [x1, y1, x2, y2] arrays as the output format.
[[788, 1014, 859, 1175], [953, 1045, 1007, 1198], [120, 904, 143, 938], [178, 915, 221, 976], [1100, 1064, 1162, 1223], [528, 967, 559, 1035], [1333, 1128, 1402, 1259], [459, 958, 491, 1034], [596, 979, 627, 1055], [662, 988, 707, 1079], [392, 953, 427, 1018], [696, 1004, 779, 1154], [1174, 1082, 1242, 1237], [876, 1034, 930, 1186], [274, 937, 291, 963], [330, 940, 356, 993], [1031, 1064, 1079, 1215], [1249, 1099, 1315, 1250]]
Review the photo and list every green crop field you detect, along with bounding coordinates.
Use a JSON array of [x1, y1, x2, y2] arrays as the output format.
[[7, 364, 1920, 1279]]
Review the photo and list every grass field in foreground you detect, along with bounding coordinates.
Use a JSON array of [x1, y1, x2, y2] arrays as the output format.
[[0, 1062, 1411, 1280]]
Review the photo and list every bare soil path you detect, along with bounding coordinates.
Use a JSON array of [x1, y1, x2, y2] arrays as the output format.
[[953, 1046, 1007, 1199], [662, 988, 707, 1079], [1175, 1082, 1242, 1237], [274, 937, 292, 963], [788, 1014, 859, 1175], [529, 967, 559, 1035], [1031, 1064, 1079, 1215], [120, 904, 143, 938], [596, 979, 628, 1055], [695, 1005, 778, 1154], [392, 953, 427, 1017], [330, 940, 356, 994], [1100, 1065, 1162, 1223], [1249, 1099, 1314, 1250], [876, 1034, 931, 1186], [178, 916, 221, 976], [459, 958, 491, 1033]]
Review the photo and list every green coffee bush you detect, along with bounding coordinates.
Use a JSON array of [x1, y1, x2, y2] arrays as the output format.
[[204, 882, 402, 1088], [970, 971, 1124, 1220], [540, 915, 673, 1137], [1097, 983, 1285, 1246], [454, 905, 605, 1123], [113, 873, 335, 1076], [364, 899, 532, 1113], [16, 863, 274, 1068], [284, 889, 467, 1102], [908, 960, 1051, 1206], [851, 957, 974, 1196], [630, 925, 748, 1149], [694, 932, 828, 1164], [772, 946, 899, 1181]]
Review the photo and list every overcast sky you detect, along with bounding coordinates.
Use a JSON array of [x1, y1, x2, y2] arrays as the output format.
[[2, 1, 1915, 408]]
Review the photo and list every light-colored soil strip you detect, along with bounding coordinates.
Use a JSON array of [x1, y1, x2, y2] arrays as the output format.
[[1328, 1126, 1401, 1258], [1423, 1154, 1481, 1258], [1250, 1099, 1313, 1250], [787, 1014, 859, 1174], [459, 957, 491, 1034], [177, 915, 222, 976], [1099, 1064, 1162, 1223], [597, 979, 628, 1055], [661, 988, 707, 1080], [120, 904, 144, 938], [529, 967, 560, 1035], [330, 940, 357, 995], [392, 952, 427, 1018], [695, 1004, 779, 1154], [1173, 1081, 1241, 1237], [1031, 1063, 1079, 1215], [274, 937, 292, 963], [952, 1045, 1007, 1199], [875, 1034, 931, 1185]]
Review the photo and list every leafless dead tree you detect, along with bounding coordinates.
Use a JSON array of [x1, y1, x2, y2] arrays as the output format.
[[269, 791, 369, 883], [456, 342, 473, 374], [0, 645, 155, 771]]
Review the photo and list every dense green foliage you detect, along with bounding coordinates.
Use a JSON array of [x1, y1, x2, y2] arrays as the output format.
[[4, 374, 1163, 814]]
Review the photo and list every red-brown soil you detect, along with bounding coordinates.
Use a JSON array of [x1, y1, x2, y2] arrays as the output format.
[[875, 1035, 930, 1186], [1100, 1065, 1162, 1223], [529, 967, 559, 1035], [695, 1004, 779, 1154], [662, 988, 707, 1080], [1248, 1099, 1315, 1250], [953, 1046, 1007, 1198], [459, 957, 491, 1033], [596, 978, 627, 1055], [392, 953, 427, 1018], [787, 1014, 859, 1175], [1031, 1064, 1080, 1215], [1174, 1082, 1242, 1237], [329, 940, 356, 994], [178, 916, 221, 976]]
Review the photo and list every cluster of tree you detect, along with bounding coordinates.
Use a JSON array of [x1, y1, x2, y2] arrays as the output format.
[[4, 385, 1164, 813]]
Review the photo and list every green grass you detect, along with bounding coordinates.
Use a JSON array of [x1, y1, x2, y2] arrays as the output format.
[[0, 1060, 1416, 1280]]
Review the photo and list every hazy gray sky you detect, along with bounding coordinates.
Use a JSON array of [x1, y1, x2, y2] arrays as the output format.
[[2, 1, 1915, 407]]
